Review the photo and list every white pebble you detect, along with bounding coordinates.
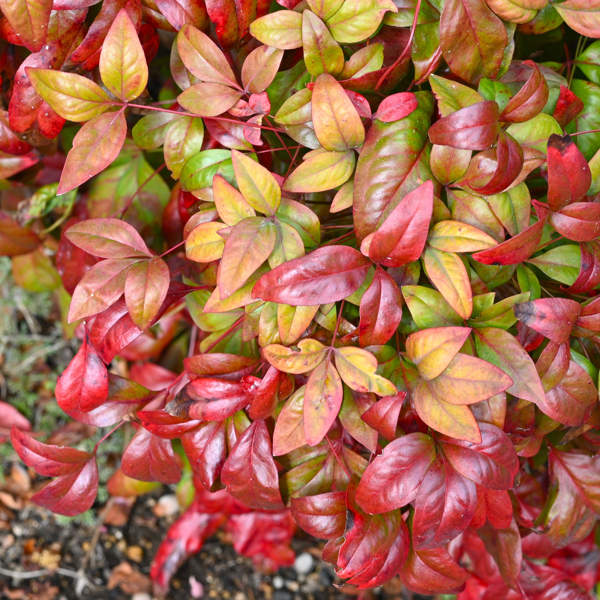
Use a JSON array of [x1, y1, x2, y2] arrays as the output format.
[[273, 575, 284, 589], [294, 552, 314, 575]]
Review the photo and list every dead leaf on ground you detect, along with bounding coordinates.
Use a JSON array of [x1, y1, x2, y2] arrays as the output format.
[[108, 561, 152, 595]]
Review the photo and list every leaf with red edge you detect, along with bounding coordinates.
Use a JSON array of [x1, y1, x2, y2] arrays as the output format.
[[124, 257, 170, 330], [291, 491, 346, 539], [182, 422, 227, 490], [358, 268, 403, 346], [138, 411, 201, 439], [428, 101, 500, 150], [273, 386, 307, 456], [514, 298, 581, 344], [221, 420, 284, 510], [26, 68, 112, 123], [10, 428, 98, 516], [472, 211, 547, 265], [412, 460, 477, 549], [336, 510, 409, 589], [68, 258, 137, 322], [550, 448, 600, 513], [338, 389, 378, 452], [439, 0, 507, 84], [55, 334, 108, 413], [178, 82, 243, 117], [252, 246, 370, 306], [66, 218, 151, 259], [355, 432, 436, 514], [361, 392, 405, 441], [500, 60, 549, 123], [553, 85, 584, 128], [218, 217, 277, 297], [0, 0, 51, 51], [439, 423, 518, 489], [550, 202, 600, 242], [150, 498, 225, 593], [155, 0, 208, 31], [189, 394, 249, 421], [99, 9, 148, 102], [428, 220, 497, 253], [473, 327, 545, 407], [121, 426, 182, 484], [249, 9, 303, 50], [0, 211, 40, 256], [58, 109, 127, 194], [241, 45, 284, 94], [406, 326, 471, 381], [399, 546, 468, 595], [334, 347, 396, 396], [0, 401, 30, 442], [413, 380, 481, 443], [302, 10, 344, 77], [547, 134, 592, 212], [176, 24, 239, 88], [360, 181, 434, 267], [304, 358, 343, 446], [464, 130, 524, 196]]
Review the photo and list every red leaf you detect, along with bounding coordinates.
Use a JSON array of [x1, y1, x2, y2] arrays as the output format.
[[0, 401, 30, 442], [204, 0, 238, 47], [184, 353, 258, 377], [439, 423, 518, 490], [121, 426, 182, 484], [360, 181, 434, 267], [361, 392, 405, 441], [428, 101, 500, 150], [553, 85, 584, 129], [58, 109, 128, 194], [0, 211, 40, 256], [11, 428, 98, 516], [182, 421, 226, 490], [514, 298, 581, 343], [10, 426, 91, 477], [472, 211, 547, 265], [466, 131, 524, 196], [55, 334, 108, 413], [547, 134, 591, 212], [355, 433, 436, 514], [375, 92, 418, 122], [221, 420, 284, 510], [290, 491, 347, 539], [150, 498, 225, 592], [55, 217, 97, 295], [138, 411, 201, 438], [550, 202, 600, 242], [252, 246, 371, 305], [124, 257, 170, 329], [399, 546, 468, 595], [248, 366, 291, 420], [500, 60, 548, 123], [569, 244, 600, 294], [189, 394, 249, 421], [337, 510, 409, 588], [412, 460, 477, 549], [0, 110, 32, 155], [155, 0, 208, 31]]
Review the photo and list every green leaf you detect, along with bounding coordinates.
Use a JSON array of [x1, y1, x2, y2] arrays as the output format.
[[423, 247, 473, 320], [326, 0, 397, 44], [250, 10, 303, 50], [26, 69, 111, 123], [353, 91, 434, 240], [181, 149, 233, 194], [232, 150, 280, 215], [569, 79, 600, 160], [429, 74, 483, 116], [507, 113, 562, 153], [58, 110, 127, 195], [528, 245, 581, 286], [284, 149, 355, 193], [99, 9, 148, 102], [402, 285, 463, 329], [164, 116, 205, 179], [132, 112, 179, 150], [302, 10, 344, 77]]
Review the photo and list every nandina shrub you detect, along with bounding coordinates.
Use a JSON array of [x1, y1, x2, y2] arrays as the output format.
[[2, 0, 600, 596]]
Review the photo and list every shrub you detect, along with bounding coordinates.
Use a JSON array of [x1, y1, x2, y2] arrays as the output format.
[[1, 0, 600, 596]]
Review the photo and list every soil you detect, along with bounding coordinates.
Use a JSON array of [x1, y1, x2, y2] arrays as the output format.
[[0, 486, 428, 600]]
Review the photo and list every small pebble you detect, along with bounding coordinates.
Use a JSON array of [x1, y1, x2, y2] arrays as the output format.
[[154, 494, 180, 517], [132, 594, 151, 600], [294, 552, 314, 575], [272, 575, 284, 589]]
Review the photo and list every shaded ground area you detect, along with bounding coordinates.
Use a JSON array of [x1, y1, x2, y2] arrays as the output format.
[[0, 485, 421, 599]]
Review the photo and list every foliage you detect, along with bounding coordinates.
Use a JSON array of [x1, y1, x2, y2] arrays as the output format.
[[1, 0, 600, 596]]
